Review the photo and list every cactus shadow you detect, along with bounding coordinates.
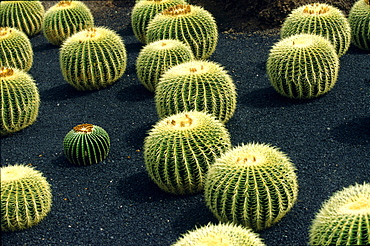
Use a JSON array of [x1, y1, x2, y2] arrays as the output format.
[[32, 42, 59, 53], [124, 42, 143, 54], [116, 83, 154, 102], [124, 123, 154, 150], [40, 84, 95, 101], [331, 117, 370, 145]]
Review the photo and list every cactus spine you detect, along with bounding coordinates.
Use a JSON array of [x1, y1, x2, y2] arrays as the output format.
[[0, 1, 45, 36], [63, 123, 111, 166], [267, 34, 339, 99], [0, 27, 33, 72], [60, 27, 127, 91], [172, 223, 266, 246], [204, 143, 298, 231], [155, 60, 236, 123], [280, 3, 351, 57], [43, 0, 94, 46], [0, 67, 40, 136], [136, 39, 194, 92], [146, 4, 218, 59], [348, 0, 370, 50], [1, 164, 52, 232], [131, 0, 186, 44], [144, 111, 231, 195]]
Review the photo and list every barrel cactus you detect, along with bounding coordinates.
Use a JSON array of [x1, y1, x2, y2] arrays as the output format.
[[0, 67, 40, 136], [172, 223, 266, 246], [63, 123, 111, 166], [280, 3, 351, 57], [267, 33, 339, 99], [131, 0, 186, 44], [1, 164, 52, 232], [136, 39, 194, 92], [309, 182, 370, 245], [60, 27, 127, 91], [144, 111, 231, 195], [0, 0, 44, 36], [43, 0, 94, 46], [146, 4, 218, 59], [204, 143, 298, 231], [348, 0, 370, 50], [155, 60, 236, 123]]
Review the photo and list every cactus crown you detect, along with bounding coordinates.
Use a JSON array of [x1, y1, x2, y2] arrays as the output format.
[[365, 0, 369, 5], [56, 1, 73, 7], [291, 35, 314, 47], [162, 4, 191, 16], [1, 165, 31, 183], [73, 123, 94, 133], [302, 3, 330, 15], [0, 67, 14, 77], [167, 113, 194, 128], [0, 27, 11, 37], [338, 195, 370, 215]]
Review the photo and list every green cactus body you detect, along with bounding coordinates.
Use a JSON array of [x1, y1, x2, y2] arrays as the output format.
[[60, 27, 127, 91], [131, 0, 186, 44], [136, 39, 194, 92], [348, 0, 370, 50], [0, 1, 44, 36], [172, 223, 266, 246], [266, 34, 339, 99], [280, 3, 351, 57], [144, 111, 231, 195], [146, 4, 218, 59], [43, 0, 94, 46], [0, 27, 33, 72], [155, 60, 236, 123], [63, 123, 110, 166], [1, 164, 52, 232], [204, 143, 298, 231], [0, 67, 40, 136], [309, 182, 370, 245]]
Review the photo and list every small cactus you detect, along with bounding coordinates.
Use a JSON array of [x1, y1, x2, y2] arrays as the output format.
[[144, 111, 231, 195], [63, 123, 111, 166], [204, 143, 299, 231], [0, 67, 40, 136], [43, 0, 94, 46], [60, 27, 127, 91], [131, 0, 186, 44], [146, 4, 218, 59], [1, 164, 52, 232], [172, 223, 266, 246], [309, 182, 370, 245], [0, 27, 33, 72], [280, 3, 351, 57], [136, 39, 194, 92], [0, 0, 45, 36], [266, 34, 339, 99], [348, 0, 370, 50], [155, 60, 236, 123]]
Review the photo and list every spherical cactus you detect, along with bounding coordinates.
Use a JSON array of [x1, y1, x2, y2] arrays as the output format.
[[1, 164, 52, 232], [63, 123, 110, 166], [172, 223, 266, 246], [131, 0, 186, 44], [204, 143, 299, 231], [280, 3, 351, 57], [0, 0, 44, 36], [60, 27, 127, 91], [0, 27, 33, 72], [348, 0, 370, 50], [43, 0, 94, 46], [155, 60, 236, 123], [309, 182, 370, 245], [146, 4, 218, 59], [0, 67, 40, 136], [144, 111, 231, 195], [136, 39, 194, 92], [266, 34, 339, 99]]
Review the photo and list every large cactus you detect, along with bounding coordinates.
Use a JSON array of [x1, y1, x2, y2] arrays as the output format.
[[348, 0, 370, 50]]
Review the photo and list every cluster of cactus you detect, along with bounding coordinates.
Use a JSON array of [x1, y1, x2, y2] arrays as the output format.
[[267, 33, 339, 99], [309, 182, 370, 245], [63, 123, 111, 166], [0, 67, 40, 136], [1, 164, 52, 232], [144, 111, 231, 195], [0, 0, 45, 36], [348, 0, 370, 50], [60, 27, 127, 91], [43, 0, 94, 46], [172, 223, 266, 246], [204, 143, 298, 231], [155, 60, 237, 123], [0, 27, 33, 72]]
